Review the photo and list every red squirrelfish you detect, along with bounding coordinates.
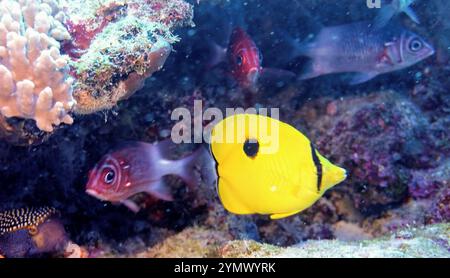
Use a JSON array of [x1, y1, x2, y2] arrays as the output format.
[[227, 27, 263, 90], [85, 141, 207, 212], [210, 27, 293, 91], [294, 21, 434, 85]]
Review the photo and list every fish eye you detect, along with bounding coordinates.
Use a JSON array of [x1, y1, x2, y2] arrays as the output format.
[[243, 139, 259, 158], [103, 168, 116, 184], [236, 55, 243, 66], [409, 38, 423, 52]]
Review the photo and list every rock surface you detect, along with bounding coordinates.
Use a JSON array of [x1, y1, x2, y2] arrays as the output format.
[[220, 224, 450, 258]]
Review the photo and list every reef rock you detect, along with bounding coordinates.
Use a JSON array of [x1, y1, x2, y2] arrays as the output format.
[[65, 0, 194, 114], [297, 91, 442, 215], [220, 223, 450, 258], [0, 0, 194, 144]]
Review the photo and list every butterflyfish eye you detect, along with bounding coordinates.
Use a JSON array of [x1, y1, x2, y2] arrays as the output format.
[[243, 139, 259, 158]]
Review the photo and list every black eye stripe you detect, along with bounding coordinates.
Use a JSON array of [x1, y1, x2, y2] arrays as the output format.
[[243, 139, 259, 158]]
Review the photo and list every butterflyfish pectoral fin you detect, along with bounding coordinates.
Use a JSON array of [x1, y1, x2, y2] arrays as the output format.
[[270, 210, 302, 220], [218, 178, 253, 215]]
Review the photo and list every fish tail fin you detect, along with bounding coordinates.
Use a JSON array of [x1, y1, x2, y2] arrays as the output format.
[[277, 29, 314, 60], [199, 146, 219, 189], [290, 39, 313, 59], [279, 0, 324, 58], [373, 5, 397, 29], [177, 146, 216, 189], [404, 6, 420, 24], [206, 40, 227, 69]]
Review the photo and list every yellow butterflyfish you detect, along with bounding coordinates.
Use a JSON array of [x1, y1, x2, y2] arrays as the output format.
[[210, 113, 347, 219]]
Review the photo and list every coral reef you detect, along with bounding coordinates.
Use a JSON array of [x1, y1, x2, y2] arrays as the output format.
[[89, 223, 449, 258], [133, 227, 231, 258], [220, 224, 450, 258], [0, 0, 448, 259], [71, 16, 173, 114], [0, 0, 194, 144], [295, 92, 443, 215], [65, 0, 194, 114], [0, 0, 75, 132], [429, 186, 450, 223]]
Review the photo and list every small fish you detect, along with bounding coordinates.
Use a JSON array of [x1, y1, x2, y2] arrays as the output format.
[[210, 114, 347, 219], [227, 27, 263, 90], [85, 141, 206, 212], [209, 27, 294, 91], [294, 21, 434, 85], [373, 0, 419, 29]]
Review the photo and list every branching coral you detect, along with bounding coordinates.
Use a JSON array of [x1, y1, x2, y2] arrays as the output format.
[[0, 0, 76, 132]]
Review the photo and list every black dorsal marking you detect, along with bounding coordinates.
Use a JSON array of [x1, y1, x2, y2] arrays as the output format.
[[243, 139, 259, 158], [310, 143, 323, 192]]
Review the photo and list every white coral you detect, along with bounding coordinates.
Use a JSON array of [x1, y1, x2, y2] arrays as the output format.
[[0, 0, 75, 132]]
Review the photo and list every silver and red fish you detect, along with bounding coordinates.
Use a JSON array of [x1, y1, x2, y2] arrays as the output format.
[[210, 27, 294, 91], [227, 27, 263, 90], [85, 141, 209, 212], [293, 21, 434, 85]]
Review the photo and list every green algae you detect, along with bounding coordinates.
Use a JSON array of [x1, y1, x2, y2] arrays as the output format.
[[72, 15, 176, 77]]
